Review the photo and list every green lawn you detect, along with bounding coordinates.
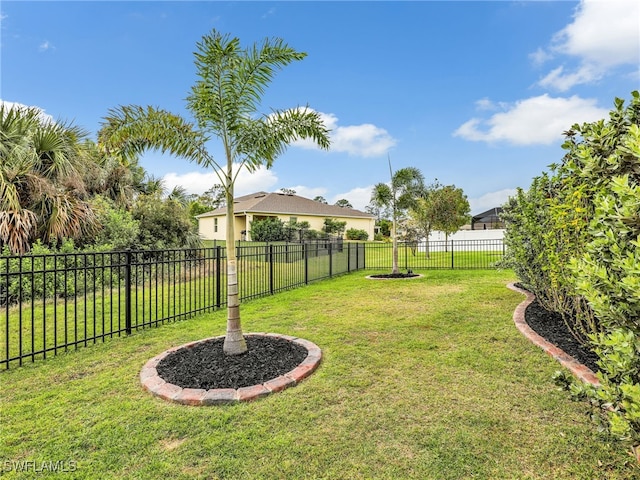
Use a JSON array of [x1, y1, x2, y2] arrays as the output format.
[[1, 270, 638, 479]]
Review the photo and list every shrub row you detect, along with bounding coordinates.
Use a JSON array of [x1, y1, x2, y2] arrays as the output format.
[[501, 91, 640, 451]]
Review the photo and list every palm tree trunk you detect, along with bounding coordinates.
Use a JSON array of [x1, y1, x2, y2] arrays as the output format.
[[223, 182, 247, 355], [391, 217, 399, 274]]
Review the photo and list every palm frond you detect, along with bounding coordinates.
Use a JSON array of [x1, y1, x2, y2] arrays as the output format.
[[98, 105, 214, 168], [370, 183, 393, 207], [0, 209, 37, 254], [37, 192, 96, 246], [187, 31, 307, 136], [236, 107, 330, 174]]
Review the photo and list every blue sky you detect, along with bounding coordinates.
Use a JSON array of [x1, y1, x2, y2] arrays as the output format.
[[2, 1, 638, 214]]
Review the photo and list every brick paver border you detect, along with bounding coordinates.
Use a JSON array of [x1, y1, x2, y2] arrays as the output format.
[[508, 283, 600, 386], [140, 333, 322, 405]]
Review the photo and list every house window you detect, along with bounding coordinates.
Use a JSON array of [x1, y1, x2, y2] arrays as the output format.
[[290, 216, 297, 224], [214, 218, 218, 233]]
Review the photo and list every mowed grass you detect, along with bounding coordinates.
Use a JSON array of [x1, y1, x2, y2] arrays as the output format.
[[1, 270, 638, 479]]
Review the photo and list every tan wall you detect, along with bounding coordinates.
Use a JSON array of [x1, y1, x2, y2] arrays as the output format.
[[235, 216, 248, 241], [198, 215, 228, 241]]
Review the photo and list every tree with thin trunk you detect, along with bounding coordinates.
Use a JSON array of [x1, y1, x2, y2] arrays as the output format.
[[99, 30, 330, 355], [370, 160, 425, 274], [409, 182, 469, 255], [431, 185, 470, 246]]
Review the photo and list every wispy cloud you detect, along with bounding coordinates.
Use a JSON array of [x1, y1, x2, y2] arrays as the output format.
[[528, 47, 553, 68], [38, 40, 54, 52], [453, 94, 607, 145], [532, 0, 640, 91], [262, 7, 276, 19]]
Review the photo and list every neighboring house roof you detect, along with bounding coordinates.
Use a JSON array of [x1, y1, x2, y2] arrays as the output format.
[[471, 207, 503, 225], [196, 191, 375, 219]]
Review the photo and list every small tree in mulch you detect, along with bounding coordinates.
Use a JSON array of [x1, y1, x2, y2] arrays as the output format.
[[370, 158, 425, 277], [100, 29, 330, 355]]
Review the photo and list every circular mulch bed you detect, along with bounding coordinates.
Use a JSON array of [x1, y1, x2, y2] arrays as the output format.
[[140, 333, 322, 405], [366, 273, 423, 279]]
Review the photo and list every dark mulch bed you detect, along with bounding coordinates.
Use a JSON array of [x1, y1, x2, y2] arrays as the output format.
[[525, 298, 600, 373], [368, 273, 420, 279], [156, 336, 308, 390]]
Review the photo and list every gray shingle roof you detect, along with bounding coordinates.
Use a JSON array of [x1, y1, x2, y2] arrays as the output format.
[[196, 191, 374, 219]]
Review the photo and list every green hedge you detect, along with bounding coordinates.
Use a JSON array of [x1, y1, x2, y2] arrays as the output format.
[[503, 91, 640, 452]]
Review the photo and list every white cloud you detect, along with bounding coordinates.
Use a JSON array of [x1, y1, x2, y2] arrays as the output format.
[[535, 0, 639, 90], [0, 100, 54, 124], [293, 111, 396, 157], [162, 164, 278, 197], [554, 0, 639, 67], [469, 189, 518, 215], [331, 123, 396, 157], [453, 94, 608, 145], [331, 186, 374, 212]]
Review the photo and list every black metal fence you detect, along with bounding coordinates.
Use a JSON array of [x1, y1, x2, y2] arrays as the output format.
[[364, 239, 505, 271], [1, 239, 502, 369]]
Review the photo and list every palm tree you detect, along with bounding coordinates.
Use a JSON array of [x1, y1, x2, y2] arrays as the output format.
[[370, 160, 425, 274], [0, 104, 96, 254], [99, 30, 330, 355]]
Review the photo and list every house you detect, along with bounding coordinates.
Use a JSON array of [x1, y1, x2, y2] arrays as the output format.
[[470, 207, 504, 230], [196, 191, 376, 241]]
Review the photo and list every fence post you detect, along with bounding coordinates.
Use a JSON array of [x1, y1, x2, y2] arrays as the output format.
[[269, 244, 274, 295], [404, 242, 407, 270], [450, 241, 454, 269], [215, 246, 222, 308], [328, 242, 333, 277], [3, 257, 9, 368], [125, 249, 132, 335], [304, 243, 309, 284]]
